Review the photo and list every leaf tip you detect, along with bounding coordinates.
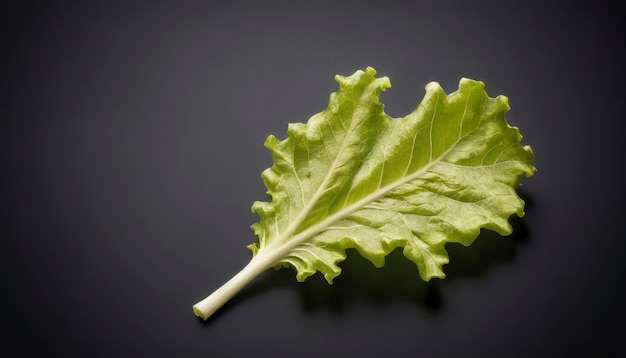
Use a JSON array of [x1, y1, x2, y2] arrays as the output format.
[[424, 81, 442, 93], [323, 271, 339, 284], [422, 271, 446, 282], [496, 94, 511, 111], [459, 77, 485, 87], [263, 134, 280, 149]]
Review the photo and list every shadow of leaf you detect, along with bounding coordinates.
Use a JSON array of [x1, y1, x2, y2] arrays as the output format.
[[444, 214, 529, 278]]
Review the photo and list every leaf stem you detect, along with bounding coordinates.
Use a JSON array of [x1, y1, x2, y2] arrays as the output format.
[[192, 251, 275, 320]]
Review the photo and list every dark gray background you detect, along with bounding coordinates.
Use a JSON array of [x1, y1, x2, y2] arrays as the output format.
[[2, 1, 625, 356]]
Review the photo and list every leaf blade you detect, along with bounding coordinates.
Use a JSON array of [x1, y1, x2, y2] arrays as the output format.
[[250, 67, 535, 284]]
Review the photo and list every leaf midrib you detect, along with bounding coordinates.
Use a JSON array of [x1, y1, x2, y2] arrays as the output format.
[[266, 129, 469, 260]]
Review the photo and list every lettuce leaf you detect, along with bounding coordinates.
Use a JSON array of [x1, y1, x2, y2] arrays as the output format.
[[193, 67, 535, 320]]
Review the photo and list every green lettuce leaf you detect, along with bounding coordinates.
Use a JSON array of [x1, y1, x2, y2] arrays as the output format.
[[193, 67, 535, 320]]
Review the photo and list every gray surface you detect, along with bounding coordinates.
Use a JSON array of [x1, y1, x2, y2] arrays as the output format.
[[3, 1, 625, 356]]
